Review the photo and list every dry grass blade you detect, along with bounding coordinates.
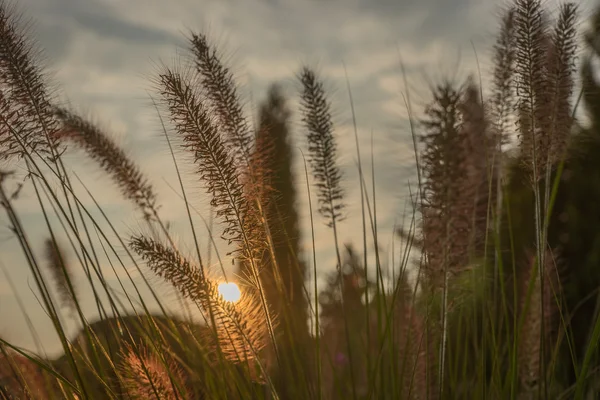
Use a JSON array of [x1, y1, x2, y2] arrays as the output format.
[[298, 67, 345, 228], [54, 108, 158, 220]]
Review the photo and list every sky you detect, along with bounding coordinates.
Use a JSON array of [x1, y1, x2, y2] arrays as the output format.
[[0, 0, 595, 357]]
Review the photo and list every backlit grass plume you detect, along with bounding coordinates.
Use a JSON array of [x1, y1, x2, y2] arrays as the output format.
[[130, 236, 270, 365], [157, 67, 248, 251], [0, 0, 60, 161], [53, 108, 158, 221], [118, 343, 189, 400], [189, 33, 277, 279], [189, 33, 253, 165]]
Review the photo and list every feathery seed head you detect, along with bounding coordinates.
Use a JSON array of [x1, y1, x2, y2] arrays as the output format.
[[189, 33, 253, 165], [44, 237, 77, 315], [0, 350, 48, 400], [118, 343, 188, 400], [0, 2, 61, 161], [298, 66, 345, 227], [54, 108, 158, 221]]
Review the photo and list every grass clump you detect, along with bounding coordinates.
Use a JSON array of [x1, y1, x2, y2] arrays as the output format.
[[2, 0, 600, 399]]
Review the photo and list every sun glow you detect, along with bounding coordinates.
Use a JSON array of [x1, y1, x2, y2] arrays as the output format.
[[217, 282, 241, 303]]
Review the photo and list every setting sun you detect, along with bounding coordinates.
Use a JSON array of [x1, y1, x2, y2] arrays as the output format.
[[217, 282, 241, 303]]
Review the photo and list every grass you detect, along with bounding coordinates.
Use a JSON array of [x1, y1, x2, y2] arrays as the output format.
[[1, 0, 600, 398]]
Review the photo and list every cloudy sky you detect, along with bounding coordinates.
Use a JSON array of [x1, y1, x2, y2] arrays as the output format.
[[0, 0, 595, 357]]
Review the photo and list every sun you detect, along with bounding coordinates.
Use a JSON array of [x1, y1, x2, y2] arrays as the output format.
[[217, 282, 241, 303]]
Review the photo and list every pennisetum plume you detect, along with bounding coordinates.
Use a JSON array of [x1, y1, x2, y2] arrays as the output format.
[[513, 5, 578, 396], [0, 348, 49, 400], [0, 0, 61, 163], [298, 66, 345, 266], [118, 343, 189, 400], [513, 5, 551, 389], [491, 7, 516, 145], [44, 237, 77, 316], [53, 108, 159, 221], [419, 81, 466, 398], [156, 66, 250, 255], [544, 2, 578, 166], [189, 35, 284, 328], [490, 6, 516, 279], [514, 0, 549, 179], [299, 66, 358, 396], [540, 2, 578, 252], [189, 33, 253, 166], [419, 80, 466, 286]]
